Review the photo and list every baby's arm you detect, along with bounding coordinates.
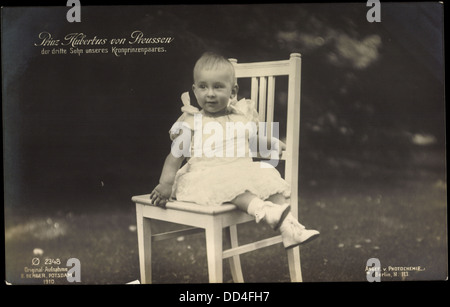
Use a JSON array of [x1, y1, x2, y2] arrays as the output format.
[[150, 153, 185, 208]]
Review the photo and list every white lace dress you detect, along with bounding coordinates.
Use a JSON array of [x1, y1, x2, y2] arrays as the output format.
[[169, 93, 291, 206]]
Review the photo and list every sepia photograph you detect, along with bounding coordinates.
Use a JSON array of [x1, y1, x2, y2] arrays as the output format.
[[2, 2, 446, 289]]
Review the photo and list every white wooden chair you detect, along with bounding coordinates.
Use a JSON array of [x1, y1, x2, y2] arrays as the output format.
[[132, 53, 303, 283]]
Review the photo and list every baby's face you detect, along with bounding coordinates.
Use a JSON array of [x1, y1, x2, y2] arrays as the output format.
[[193, 68, 237, 116]]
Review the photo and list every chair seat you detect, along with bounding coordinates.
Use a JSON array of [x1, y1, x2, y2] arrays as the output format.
[[132, 194, 238, 215]]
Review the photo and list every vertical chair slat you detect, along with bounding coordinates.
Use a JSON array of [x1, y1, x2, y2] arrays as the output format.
[[258, 77, 267, 122], [251, 77, 259, 105], [266, 76, 276, 136]]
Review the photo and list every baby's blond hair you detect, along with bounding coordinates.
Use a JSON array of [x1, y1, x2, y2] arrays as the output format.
[[193, 52, 236, 85]]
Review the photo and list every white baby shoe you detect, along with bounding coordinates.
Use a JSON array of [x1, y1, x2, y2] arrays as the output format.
[[253, 201, 291, 231], [280, 214, 320, 249]]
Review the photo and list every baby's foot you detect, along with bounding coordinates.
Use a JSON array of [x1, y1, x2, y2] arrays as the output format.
[[280, 215, 320, 249], [254, 202, 290, 231]]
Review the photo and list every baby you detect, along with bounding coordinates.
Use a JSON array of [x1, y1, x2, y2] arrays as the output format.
[[150, 52, 319, 248]]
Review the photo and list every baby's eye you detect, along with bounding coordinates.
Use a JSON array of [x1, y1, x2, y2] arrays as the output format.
[[214, 84, 224, 89]]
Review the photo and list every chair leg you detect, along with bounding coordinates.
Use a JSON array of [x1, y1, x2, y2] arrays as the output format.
[[226, 225, 244, 283], [205, 221, 223, 283], [287, 246, 302, 282], [136, 204, 153, 284]]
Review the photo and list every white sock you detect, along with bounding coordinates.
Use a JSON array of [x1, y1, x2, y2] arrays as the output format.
[[247, 197, 265, 216]]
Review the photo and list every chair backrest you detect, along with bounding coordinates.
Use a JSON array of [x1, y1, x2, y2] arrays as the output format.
[[229, 53, 302, 218]]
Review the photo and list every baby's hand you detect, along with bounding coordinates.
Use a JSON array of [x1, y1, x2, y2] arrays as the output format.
[[150, 183, 172, 208], [271, 139, 286, 158], [278, 140, 286, 157]]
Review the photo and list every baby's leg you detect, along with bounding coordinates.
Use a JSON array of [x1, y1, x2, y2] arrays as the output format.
[[267, 195, 320, 248], [232, 192, 287, 210], [231, 191, 290, 230], [266, 193, 310, 227], [232, 192, 319, 247], [231, 191, 257, 212], [266, 193, 287, 205]]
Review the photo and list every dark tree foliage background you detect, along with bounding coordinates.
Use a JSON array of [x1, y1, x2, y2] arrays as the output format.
[[4, 4, 444, 213], [2, 3, 446, 285]]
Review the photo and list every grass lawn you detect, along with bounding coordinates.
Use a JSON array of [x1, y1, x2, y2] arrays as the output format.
[[4, 149, 447, 285]]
